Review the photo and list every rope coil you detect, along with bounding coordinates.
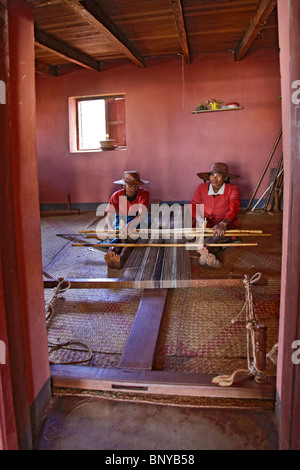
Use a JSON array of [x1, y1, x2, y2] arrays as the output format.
[[45, 278, 92, 365]]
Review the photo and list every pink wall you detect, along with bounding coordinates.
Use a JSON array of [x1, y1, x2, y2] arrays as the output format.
[[8, 1, 50, 405], [36, 49, 282, 205]]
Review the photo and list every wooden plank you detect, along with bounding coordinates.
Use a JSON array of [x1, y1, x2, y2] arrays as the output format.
[[50, 364, 276, 400], [34, 26, 101, 71], [171, 0, 190, 64], [118, 289, 168, 370], [35, 59, 58, 76], [234, 0, 277, 61], [43, 276, 250, 289], [65, 0, 145, 67], [192, 106, 243, 113]]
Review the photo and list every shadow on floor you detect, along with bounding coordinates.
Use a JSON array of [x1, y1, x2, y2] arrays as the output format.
[[35, 394, 278, 450]]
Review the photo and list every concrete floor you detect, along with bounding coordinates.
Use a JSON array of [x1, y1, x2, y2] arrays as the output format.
[[34, 394, 278, 450]]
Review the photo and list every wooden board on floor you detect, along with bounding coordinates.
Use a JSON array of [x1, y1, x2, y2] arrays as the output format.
[[50, 364, 276, 400], [43, 276, 249, 289], [118, 288, 168, 370]]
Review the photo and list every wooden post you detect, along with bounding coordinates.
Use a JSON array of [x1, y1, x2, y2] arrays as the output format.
[[254, 324, 267, 383], [276, 0, 300, 450], [0, 0, 31, 449]]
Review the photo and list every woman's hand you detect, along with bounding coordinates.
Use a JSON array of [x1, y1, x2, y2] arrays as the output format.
[[213, 220, 228, 238]]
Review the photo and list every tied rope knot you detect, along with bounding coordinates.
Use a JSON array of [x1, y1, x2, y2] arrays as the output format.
[[45, 277, 71, 321], [212, 272, 265, 387]]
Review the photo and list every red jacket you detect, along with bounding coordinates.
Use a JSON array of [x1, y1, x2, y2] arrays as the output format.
[[190, 182, 241, 228], [106, 188, 150, 215]]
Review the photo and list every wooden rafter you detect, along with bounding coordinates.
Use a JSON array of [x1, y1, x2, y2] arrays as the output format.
[[171, 0, 191, 64], [24, 0, 70, 6], [35, 59, 59, 76], [234, 0, 277, 61], [64, 0, 145, 68], [34, 27, 101, 71]]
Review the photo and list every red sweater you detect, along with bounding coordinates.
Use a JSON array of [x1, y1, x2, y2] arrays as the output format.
[[106, 188, 150, 215], [190, 182, 241, 228]]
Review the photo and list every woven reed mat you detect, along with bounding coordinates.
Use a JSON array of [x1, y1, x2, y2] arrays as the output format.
[[41, 212, 100, 273], [153, 286, 279, 375], [153, 211, 281, 375], [46, 288, 142, 365]]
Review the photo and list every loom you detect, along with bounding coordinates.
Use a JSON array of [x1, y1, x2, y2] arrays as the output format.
[[44, 226, 274, 399]]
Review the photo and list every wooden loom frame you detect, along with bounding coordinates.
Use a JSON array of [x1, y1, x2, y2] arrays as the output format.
[[44, 229, 275, 401]]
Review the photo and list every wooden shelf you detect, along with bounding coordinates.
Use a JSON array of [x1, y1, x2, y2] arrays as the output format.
[[192, 106, 243, 114]]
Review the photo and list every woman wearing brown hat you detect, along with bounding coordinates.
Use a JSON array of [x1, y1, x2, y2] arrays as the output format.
[[190, 162, 241, 268], [100, 171, 150, 269]]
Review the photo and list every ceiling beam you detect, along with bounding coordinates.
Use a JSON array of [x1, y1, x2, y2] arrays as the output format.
[[34, 27, 101, 71], [35, 59, 59, 76], [24, 0, 72, 6], [64, 0, 145, 68], [171, 0, 191, 64], [234, 0, 277, 61]]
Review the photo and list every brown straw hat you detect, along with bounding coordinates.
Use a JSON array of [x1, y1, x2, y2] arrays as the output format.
[[114, 171, 149, 185], [197, 162, 239, 181]]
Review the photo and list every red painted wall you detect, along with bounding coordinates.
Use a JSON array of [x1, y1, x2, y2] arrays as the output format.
[[8, 1, 50, 406], [36, 50, 282, 205]]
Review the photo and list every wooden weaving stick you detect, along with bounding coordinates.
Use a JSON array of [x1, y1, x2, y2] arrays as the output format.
[[72, 242, 258, 248], [78, 228, 264, 234], [58, 232, 271, 239], [43, 277, 252, 289]]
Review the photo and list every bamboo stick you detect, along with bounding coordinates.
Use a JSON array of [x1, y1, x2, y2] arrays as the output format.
[[246, 128, 282, 211], [62, 232, 270, 239], [72, 242, 258, 248], [78, 228, 264, 234]]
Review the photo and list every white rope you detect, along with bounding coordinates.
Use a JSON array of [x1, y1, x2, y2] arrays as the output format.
[[213, 273, 263, 387], [45, 277, 71, 321], [45, 277, 93, 365], [267, 342, 278, 365]]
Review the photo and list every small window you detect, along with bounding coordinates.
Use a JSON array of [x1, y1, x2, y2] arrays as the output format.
[[70, 94, 126, 152]]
